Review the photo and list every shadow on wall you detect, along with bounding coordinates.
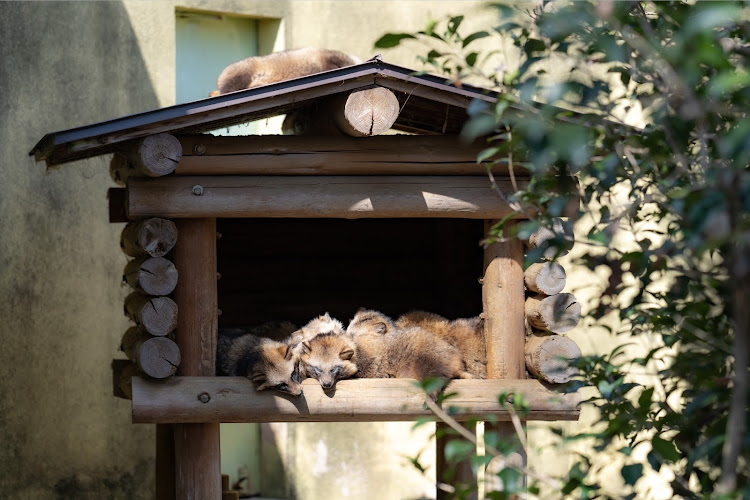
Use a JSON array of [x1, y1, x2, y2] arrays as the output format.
[[0, 2, 160, 499]]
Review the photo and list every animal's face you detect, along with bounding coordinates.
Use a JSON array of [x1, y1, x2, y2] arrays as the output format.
[[300, 334, 357, 390], [250, 343, 303, 396], [346, 308, 392, 338]]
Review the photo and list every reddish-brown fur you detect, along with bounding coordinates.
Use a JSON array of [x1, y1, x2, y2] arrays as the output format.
[[299, 332, 358, 390], [217, 326, 303, 396], [397, 311, 487, 378], [211, 48, 359, 96], [346, 309, 471, 380]]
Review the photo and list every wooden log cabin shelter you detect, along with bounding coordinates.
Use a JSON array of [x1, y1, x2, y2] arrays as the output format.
[[30, 58, 581, 499]]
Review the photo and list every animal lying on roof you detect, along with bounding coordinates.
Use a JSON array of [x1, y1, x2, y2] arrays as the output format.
[[210, 48, 359, 96]]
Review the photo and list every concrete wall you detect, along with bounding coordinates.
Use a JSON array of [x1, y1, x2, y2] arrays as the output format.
[[0, 1, 495, 499], [0, 3, 158, 498]]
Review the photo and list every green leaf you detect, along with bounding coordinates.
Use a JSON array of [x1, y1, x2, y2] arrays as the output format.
[[707, 70, 750, 97], [423, 18, 437, 37], [638, 387, 654, 412], [415, 376, 448, 395], [498, 467, 522, 492], [621, 463, 643, 486], [524, 38, 546, 56], [447, 15, 464, 35], [463, 31, 490, 48], [684, 3, 741, 36], [444, 440, 475, 462], [466, 52, 478, 67], [460, 114, 497, 141], [374, 33, 416, 49], [652, 436, 680, 462], [610, 67, 630, 86], [477, 147, 501, 164], [411, 417, 434, 430]]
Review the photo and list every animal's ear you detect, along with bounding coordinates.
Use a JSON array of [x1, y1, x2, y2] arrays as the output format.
[[374, 322, 387, 334], [355, 307, 366, 314], [290, 330, 304, 343], [283, 345, 294, 361], [302, 341, 312, 354], [323, 312, 331, 321], [339, 348, 354, 361]]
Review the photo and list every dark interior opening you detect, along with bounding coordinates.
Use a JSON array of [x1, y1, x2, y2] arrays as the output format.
[[217, 218, 485, 328]]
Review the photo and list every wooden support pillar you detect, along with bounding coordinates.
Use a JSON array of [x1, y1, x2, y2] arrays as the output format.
[[172, 218, 221, 499], [482, 219, 526, 494]]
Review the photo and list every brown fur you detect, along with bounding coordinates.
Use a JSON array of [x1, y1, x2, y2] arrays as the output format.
[[211, 48, 359, 96], [397, 311, 487, 378], [346, 309, 471, 380], [299, 332, 358, 390], [217, 330, 303, 396], [290, 313, 345, 345]]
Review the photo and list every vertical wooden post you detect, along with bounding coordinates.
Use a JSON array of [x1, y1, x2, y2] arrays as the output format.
[[172, 218, 221, 499], [482, 219, 526, 493]]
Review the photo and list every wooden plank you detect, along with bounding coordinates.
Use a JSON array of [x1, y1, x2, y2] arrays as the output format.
[[176, 134, 509, 176], [131, 377, 580, 424], [172, 219, 221, 499], [126, 176, 521, 219]]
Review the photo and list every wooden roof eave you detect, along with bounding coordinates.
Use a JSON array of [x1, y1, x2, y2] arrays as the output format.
[[29, 60, 500, 168]]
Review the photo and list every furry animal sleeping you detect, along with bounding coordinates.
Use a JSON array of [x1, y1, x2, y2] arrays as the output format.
[[298, 332, 358, 390], [217, 314, 353, 395], [345, 308, 472, 380], [217, 332, 303, 396], [396, 311, 486, 378], [210, 48, 359, 96]]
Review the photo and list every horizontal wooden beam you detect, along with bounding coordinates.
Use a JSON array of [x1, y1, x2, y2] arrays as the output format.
[[131, 377, 579, 423], [176, 134, 513, 176], [126, 176, 521, 219]]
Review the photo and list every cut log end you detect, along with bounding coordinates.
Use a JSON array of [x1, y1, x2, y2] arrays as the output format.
[[337, 87, 400, 137], [525, 293, 581, 334], [133, 133, 182, 177], [122, 327, 181, 378], [526, 218, 574, 259], [525, 334, 582, 384], [124, 257, 179, 296], [110, 153, 134, 186], [524, 261, 567, 295], [125, 293, 178, 336], [138, 337, 181, 379], [120, 217, 178, 258], [112, 358, 138, 399]]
